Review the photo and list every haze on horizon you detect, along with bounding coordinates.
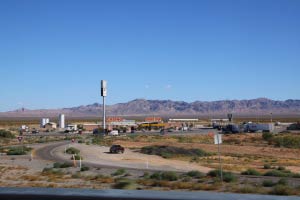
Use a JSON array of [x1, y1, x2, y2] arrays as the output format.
[[0, 0, 299, 112]]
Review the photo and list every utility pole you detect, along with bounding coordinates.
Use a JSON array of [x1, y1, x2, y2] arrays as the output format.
[[101, 80, 107, 135], [270, 112, 273, 123]]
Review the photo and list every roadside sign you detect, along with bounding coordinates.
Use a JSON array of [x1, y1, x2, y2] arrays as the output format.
[[17, 136, 23, 142], [214, 134, 222, 145]]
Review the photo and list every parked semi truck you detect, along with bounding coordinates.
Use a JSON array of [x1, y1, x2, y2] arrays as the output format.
[[244, 123, 274, 133]]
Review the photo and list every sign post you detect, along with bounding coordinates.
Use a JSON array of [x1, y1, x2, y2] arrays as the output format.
[[214, 133, 223, 182]]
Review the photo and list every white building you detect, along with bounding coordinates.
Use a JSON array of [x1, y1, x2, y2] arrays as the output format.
[[59, 114, 65, 129]]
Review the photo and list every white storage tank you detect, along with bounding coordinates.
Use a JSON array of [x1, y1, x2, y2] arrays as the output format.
[[59, 114, 65, 129], [40, 118, 50, 128]]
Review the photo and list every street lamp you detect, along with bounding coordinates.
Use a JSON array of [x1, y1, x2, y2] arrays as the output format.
[[101, 80, 107, 135]]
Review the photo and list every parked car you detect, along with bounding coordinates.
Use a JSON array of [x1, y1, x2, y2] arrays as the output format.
[[108, 130, 119, 136], [31, 130, 39, 134], [109, 145, 125, 154]]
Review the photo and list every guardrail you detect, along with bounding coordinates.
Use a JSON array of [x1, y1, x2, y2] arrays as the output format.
[[0, 188, 299, 200]]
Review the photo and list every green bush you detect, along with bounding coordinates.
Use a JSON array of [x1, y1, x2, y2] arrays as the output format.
[[42, 168, 64, 175], [207, 169, 222, 177], [149, 172, 178, 181], [161, 172, 178, 181], [262, 180, 276, 187], [270, 185, 295, 196], [141, 146, 211, 159], [7, 146, 32, 155], [150, 172, 161, 180], [113, 179, 135, 189], [71, 154, 82, 160], [208, 170, 236, 183], [241, 169, 261, 176], [80, 166, 90, 172], [264, 164, 272, 169], [264, 170, 289, 177], [223, 172, 237, 183], [112, 169, 126, 176], [0, 130, 15, 138], [262, 132, 273, 141], [186, 171, 205, 178], [66, 147, 80, 155], [273, 135, 300, 148], [277, 166, 286, 171], [277, 178, 288, 186], [53, 162, 72, 168]]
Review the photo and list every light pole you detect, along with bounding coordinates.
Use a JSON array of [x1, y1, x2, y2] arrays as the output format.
[[270, 112, 273, 123], [101, 80, 107, 135]]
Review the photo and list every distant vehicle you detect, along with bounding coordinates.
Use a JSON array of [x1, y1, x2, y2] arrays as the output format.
[[109, 145, 125, 154], [31, 130, 39, 134], [244, 123, 274, 133], [108, 130, 119, 136], [222, 124, 240, 134]]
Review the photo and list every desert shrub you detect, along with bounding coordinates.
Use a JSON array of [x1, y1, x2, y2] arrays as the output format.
[[53, 162, 72, 168], [142, 172, 150, 178], [241, 169, 261, 176], [277, 178, 288, 186], [150, 172, 162, 180], [0, 130, 15, 138], [113, 179, 135, 189], [161, 172, 178, 181], [149, 172, 178, 181], [7, 146, 32, 155], [270, 185, 295, 196], [292, 173, 300, 178], [66, 147, 80, 155], [223, 172, 237, 183], [141, 146, 211, 159], [208, 170, 236, 183], [264, 170, 289, 177], [207, 169, 222, 177], [237, 186, 258, 194], [112, 169, 126, 176], [42, 168, 64, 175], [80, 166, 90, 172], [273, 135, 300, 148], [262, 132, 273, 141], [71, 154, 82, 160], [186, 171, 205, 178], [277, 166, 286, 171], [264, 164, 272, 169], [263, 180, 276, 187]]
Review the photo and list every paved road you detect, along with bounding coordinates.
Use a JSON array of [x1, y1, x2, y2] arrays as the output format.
[[35, 141, 167, 172], [35, 141, 213, 173], [2, 187, 300, 200]]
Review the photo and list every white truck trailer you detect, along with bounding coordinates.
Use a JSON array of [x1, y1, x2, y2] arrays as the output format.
[[244, 123, 274, 133]]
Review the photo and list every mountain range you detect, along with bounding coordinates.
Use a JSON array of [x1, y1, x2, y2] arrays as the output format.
[[1, 98, 300, 118]]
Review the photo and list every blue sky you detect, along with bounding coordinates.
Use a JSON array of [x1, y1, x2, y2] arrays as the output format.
[[0, 0, 300, 111]]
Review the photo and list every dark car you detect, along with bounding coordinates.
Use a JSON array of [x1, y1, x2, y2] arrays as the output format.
[[109, 145, 125, 154]]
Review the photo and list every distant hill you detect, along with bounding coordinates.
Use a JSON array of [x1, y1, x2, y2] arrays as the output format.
[[1, 98, 300, 118]]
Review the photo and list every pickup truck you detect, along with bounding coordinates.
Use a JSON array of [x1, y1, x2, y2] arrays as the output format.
[[109, 145, 125, 154]]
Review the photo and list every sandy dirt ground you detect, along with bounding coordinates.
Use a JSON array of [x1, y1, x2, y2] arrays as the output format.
[[53, 143, 212, 173], [115, 141, 300, 160]]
